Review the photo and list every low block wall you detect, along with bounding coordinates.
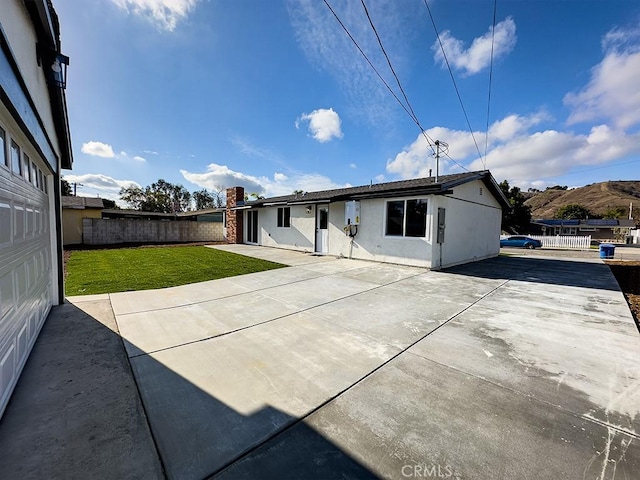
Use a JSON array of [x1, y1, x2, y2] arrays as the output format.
[[82, 218, 225, 245]]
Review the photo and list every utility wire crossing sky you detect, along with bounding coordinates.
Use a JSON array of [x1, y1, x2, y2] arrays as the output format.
[[56, 0, 640, 202]]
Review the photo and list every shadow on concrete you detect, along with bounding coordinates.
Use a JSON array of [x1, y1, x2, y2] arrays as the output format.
[[442, 255, 620, 291], [0, 302, 379, 480]]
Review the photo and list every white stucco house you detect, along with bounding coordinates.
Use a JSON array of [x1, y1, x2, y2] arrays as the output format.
[[226, 170, 509, 269], [0, 0, 72, 416]]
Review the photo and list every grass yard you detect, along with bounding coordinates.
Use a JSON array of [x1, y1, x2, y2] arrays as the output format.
[[65, 245, 286, 296]]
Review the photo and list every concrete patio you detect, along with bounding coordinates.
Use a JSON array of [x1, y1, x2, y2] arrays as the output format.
[[0, 245, 638, 479]]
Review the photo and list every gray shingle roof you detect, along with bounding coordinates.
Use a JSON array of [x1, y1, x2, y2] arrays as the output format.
[[62, 196, 105, 209], [244, 170, 509, 208]]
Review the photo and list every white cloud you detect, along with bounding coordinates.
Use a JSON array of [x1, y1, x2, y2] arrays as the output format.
[[110, 0, 200, 31], [132, 155, 147, 163], [81, 141, 115, 158], [433, 17, 517, 76], [180, 163, 348, 198], [296, 108, 343, 142], [349, 163, 357, 169], [180, 164, 265, 194], [564, 25, 640, 129], [287, 0, 420, 124], [142, 149, 159, 155], [387, 113, 640, 188], [63, 173, 141, 204]]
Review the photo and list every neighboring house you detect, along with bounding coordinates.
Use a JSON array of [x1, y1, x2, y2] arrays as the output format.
[[101, 207, 225, 223], [531, 218, 636, 241], [62, 195, 104, 245], [226, 170, 509, 269], [0, 1, 72, 416]]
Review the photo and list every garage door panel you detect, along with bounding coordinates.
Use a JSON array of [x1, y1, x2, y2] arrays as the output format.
[[0, 343, 16, 408], [0, 199, 10, 244], [0, 145, 52, 417], [0, 270, 14, 320]]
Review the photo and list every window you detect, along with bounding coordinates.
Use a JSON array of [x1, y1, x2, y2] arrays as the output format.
[[385, 199, 428, 237], [31, 162, 38, 187], [38, 170, 44, 191], [11, 140, 21, 176], [23, 154, 30, 183], [277, 207, 290, 228], [0, 127, 7, 169]]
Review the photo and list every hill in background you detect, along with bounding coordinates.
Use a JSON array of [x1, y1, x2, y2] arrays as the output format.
[[524, 181, 640, 219]]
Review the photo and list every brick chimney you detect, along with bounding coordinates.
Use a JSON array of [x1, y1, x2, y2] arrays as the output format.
[[226, 186, 244, 244]]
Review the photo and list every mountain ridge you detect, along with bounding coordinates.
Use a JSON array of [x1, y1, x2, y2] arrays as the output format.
[[524, 180, 640, 220]]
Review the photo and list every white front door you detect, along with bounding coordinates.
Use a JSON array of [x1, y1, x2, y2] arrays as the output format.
[[315, 206, 329, 254]]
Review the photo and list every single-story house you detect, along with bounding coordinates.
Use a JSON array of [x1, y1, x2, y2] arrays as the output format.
[[62, 195, 105, 245], [226, 170, 509, 269], [0, 0, 72, 416], [530, 218, 636, 241], [101, 207, 225, 223]]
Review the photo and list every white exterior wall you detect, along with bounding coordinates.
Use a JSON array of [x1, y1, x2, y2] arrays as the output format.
[[430, 180, 502, 269], [0, 1, 60, 155], [253, 179, 502, 269], [326, 199, 433, 267], [258, 205, 315, 251]]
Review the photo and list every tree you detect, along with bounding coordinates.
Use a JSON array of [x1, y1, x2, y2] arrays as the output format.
[[245, 192, 265, 201], [499, 180, 532, 234], [602, 206, 627, 219], [102, 199, 117, 209], [555, 204, 591, 220], [119, 179, 192, 213], [545, 185, 568, 191], [193, 189, 216, 210], [61, 177, 72, 196]]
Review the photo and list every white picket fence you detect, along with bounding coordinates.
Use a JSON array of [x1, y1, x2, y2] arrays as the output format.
[[501, 235, 592, 250]]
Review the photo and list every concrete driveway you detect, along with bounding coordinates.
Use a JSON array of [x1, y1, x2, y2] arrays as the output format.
[[1, 245, 639, 480]]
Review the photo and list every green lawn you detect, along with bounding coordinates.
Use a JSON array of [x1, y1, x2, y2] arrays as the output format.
[[65, 246, 286, 296]]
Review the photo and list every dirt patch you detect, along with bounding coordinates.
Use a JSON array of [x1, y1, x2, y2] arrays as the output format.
[[607, 261, 640, 330]]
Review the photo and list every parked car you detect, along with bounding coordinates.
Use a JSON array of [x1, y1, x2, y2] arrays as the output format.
[[500, 236, 543, 249]]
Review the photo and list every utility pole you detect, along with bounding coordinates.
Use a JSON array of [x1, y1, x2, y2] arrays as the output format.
[[434, 140, 440, 182], [72, 182, 83, 196]]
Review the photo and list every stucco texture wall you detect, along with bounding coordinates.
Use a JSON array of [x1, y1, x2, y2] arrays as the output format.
[[432, 180, 502, 269], [327, 200, 433, 267], [255, 205, 315, 251], [0, 1, 60, 156], [62, 209, 101, 245]]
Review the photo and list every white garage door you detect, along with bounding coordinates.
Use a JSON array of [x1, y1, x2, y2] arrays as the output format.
[[0, 121, 54, 417]]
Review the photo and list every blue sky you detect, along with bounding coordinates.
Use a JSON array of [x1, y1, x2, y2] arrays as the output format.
[[57, 0, 640, 202]]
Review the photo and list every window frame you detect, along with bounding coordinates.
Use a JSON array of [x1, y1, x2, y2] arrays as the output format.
[[0, 127, 7, 170], [23, 153, 31, 183], [384, 198, 429, 238], [277, 206, 291, 228], [10, 140, 21, 177]]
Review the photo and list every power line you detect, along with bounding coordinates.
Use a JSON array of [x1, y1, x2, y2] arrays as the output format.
[[323, 0, 439, 157], [484, 0, 498, 163], [422, 0, 485, 168], [359, 0, 419, 127], [323, 0, 435, 151]]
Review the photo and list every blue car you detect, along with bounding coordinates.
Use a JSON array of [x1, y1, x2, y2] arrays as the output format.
[[500, 236, 542, 249]]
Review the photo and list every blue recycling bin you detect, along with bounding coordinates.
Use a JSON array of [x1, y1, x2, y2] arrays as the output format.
[[599, 244, 615, 259]]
